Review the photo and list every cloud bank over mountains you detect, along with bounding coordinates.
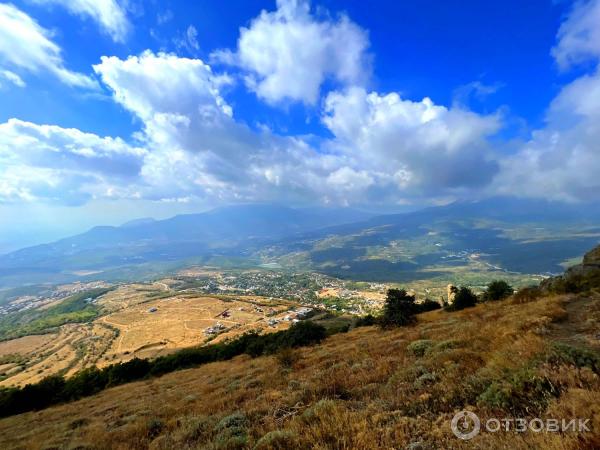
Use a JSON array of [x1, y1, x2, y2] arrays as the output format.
[[1, 0, 599, 209]]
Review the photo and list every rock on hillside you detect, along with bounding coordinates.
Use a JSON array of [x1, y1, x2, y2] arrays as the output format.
[[541, 244, 600, 292], [583, 245, 600, 267]]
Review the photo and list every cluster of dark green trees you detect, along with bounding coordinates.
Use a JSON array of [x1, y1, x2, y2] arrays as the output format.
[[378, 280, 515, 327], [355, 289, 442, 329], [0, 321, 327, 418], [447, 280, 514, 311]]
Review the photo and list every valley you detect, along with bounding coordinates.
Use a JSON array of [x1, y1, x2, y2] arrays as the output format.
[[1, 277, 598, 449], [0, 258, 554, 388], [1, 199, 599, 290], [0, 202, 597, 419]]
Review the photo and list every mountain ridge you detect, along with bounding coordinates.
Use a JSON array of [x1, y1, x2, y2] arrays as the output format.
[[0, 198, 599, 288]]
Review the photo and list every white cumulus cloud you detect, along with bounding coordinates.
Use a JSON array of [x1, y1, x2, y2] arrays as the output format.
[[552, 0, 600, 69], [323, 87, 502, 196], [493, 0, 600, 202], [93, 51, 232, 121], [0, 3, 97, 88], [0, 69, 26, 88], [0, 49, 508, 208], [0, 118, 146, 204], [494, 68, 600, 202], [3, 0, 600, 210], [31, 0, 130, 42], [211, 0, 370, 105]]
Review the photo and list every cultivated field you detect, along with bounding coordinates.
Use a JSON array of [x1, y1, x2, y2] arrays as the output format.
[[0, 282, 299, 387], [0, 325, 89, 387]]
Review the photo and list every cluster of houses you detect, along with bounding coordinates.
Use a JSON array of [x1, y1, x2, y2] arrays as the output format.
[[204, 322, 227, 336], [203, 305, 315, 334], [267, 306, 313, 327], [0, 281, 109, 316]]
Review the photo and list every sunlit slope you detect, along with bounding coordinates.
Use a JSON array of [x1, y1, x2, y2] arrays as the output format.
[[0, 289, 598, 449]]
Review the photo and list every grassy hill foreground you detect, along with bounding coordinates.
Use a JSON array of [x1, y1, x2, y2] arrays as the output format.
[[0, 285, 599, 449]]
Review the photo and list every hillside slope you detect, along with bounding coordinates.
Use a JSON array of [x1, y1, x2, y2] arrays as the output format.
[[0, 290, 598, 448]]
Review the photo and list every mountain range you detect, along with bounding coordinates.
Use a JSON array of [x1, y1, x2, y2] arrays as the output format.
[[0, 198, 599, 288]]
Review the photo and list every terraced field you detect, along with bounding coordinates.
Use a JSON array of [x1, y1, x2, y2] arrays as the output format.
[[0, 321, 123, 387], [0, 283, 301, 387]]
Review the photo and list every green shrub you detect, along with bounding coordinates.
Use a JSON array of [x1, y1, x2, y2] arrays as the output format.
[[215, 413, 247, 432], [354, 314, 376, 327], [174, 415, 214, 444], [432, 339, 462, 353], [254, 430, 300, 449], [416, 299, 442, 313], [547, 343, 600, 374], [214, 434, 248, 450], [214, 413, 248, 449], [447, 287, 477, 311], [542, 266, 600, 294], [380, 289, 417, 328], [414, 372, 438, 389], [146, 418, 164, 439], [511, 286, 542, 304], [301, 399, 337, 423], [483, 280, 514, 301], [407, 339, 434, 357], [477, 367, 558, 414]]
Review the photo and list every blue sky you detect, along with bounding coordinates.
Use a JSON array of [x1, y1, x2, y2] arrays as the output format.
[[1, 0, 571, 137], [1, 0, 600, 251]]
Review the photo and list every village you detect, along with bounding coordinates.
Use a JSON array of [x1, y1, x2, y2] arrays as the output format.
[[172, 268, 389, 315], [0, 281, 110, 316]]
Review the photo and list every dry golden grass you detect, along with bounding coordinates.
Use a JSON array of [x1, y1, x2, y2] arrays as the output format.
[[0, 293, 599, 449], [98, 295, 295, 363], [0, 289, 297, 387], [0, 326, 88, 387], [0, 334, 55, 357]]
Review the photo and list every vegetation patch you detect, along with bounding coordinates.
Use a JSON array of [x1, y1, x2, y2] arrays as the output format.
[[0, 288, 111, 341], [255, 430, 300, 449], [546, 343, 600, 374], [407, 339, 434, 357]]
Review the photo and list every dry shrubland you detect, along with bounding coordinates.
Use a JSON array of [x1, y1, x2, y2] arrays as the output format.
[[0, 291, 599, 449]]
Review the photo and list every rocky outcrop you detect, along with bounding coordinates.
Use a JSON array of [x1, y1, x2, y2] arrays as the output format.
[[583, 245, 600, 267], [541, 244, 600, 293], [447, 284, 458, 304]]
